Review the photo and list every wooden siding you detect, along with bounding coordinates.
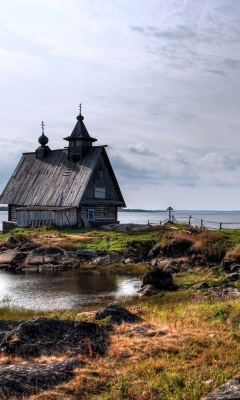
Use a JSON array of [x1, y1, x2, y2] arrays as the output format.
[[80, 205, 118, 223], [16, 208, 77, 227], [81, 151, 122, 203]]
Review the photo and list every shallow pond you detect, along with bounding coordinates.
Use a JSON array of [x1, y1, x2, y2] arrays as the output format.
[[0, 270, 142, 311]]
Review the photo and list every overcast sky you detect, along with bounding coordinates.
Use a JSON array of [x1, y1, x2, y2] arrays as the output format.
[[1, 0, 240, 210]]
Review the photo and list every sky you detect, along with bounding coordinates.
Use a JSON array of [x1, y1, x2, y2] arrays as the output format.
[[1, 0, 240, 210]]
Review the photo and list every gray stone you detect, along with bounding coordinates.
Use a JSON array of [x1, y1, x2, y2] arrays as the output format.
[[157, 259, 182, 273], [220, 259, 236, 271], [148, 246, 162, 259], [94, 304, 142, 325], [138, 284, 160, 297], [0, 358, 83, 398], [18, 242, 37, 252], [6, 235, 16, 244], [25, 246, 69, 266], [230, 264, 240, 272], [75, 249, 101, 258], [0, 250, 27, 267], [192, 282, 210, 290], [201, 374, 240, 399], [90, 252, 125, 265], [225, 272, 239, 281]]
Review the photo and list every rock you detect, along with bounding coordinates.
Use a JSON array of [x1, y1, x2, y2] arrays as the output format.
[[138, 284, 160, 297], [25, 246, 69, 266], [124, 258, 135, 264], [18, 242, 37, 252], [131, 325, 167, 337], [0, 320, 23, 342], [6, 235, 16, 244], [220, 259, 236, 271], [94, 304, 142, 324], [142, 266, 178, 291], [161, 239, 193, 257], [0, 250, 28, 268], [90, 252, 125, 265], [230, 264, 240, 272], [192, 282, 210, 290], [75, 249, 102, 258], [148, 246, 162, 259], [0, 357, 83, 398], [201, 374, 240, 399], [0, 247, 8, 252], [225, 272, 239, 281], [157, 259, 182, 273], [0, 317, 108, 358]]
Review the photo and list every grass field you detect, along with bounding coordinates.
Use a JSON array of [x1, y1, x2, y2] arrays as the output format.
[[1, 267, 240, 399]]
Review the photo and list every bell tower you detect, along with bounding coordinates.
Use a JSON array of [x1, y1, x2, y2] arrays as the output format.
[[64, 104, 97, 161]]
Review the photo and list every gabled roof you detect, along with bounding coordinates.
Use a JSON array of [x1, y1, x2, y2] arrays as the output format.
[[0, 147, 125, 207]]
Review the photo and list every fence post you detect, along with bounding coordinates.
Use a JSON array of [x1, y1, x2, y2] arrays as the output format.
[[189, 215, 192, 225], [148, 219, 149, 225], [201, 219, 203, 229], [220, 223, 222, 230]]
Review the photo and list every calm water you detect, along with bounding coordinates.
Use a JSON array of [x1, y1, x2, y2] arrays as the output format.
[[0, 270, 141, 310], [119, 210, 240, 230], [1, 209, 240, 311]]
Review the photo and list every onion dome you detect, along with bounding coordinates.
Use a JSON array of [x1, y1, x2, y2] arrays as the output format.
[[38, 121, 49, 147]]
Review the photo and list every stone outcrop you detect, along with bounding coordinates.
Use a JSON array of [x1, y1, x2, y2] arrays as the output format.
[[25, 246, 69, 266], [0, 358, 83, 399], [0, 249, 28, 269], [94, 303, 142, 324], [0, 317, 108, 358]]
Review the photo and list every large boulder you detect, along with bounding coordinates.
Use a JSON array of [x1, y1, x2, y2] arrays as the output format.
[[94, 304, 142, 324], [0, 250, 27, 269], [0, 317, 108, 358], [142, 266, 178, 291], [25, 246, 69, 266]]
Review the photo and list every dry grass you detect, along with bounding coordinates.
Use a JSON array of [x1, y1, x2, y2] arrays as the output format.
[[5, 291, 240, 400]]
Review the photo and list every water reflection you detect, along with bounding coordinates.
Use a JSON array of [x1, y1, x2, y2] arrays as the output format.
[[0, 270, 142, 310]]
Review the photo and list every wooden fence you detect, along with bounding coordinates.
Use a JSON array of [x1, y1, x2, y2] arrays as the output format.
[[148, 215, 240, 230]]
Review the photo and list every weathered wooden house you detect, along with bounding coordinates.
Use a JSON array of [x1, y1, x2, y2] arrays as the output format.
[[0, 108, 126, 229]]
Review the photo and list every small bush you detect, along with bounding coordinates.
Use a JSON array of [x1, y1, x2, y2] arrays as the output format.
[[12, 233, 29, 243]]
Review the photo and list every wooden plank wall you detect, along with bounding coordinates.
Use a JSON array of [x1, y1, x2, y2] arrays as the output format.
[[82, 154, 119, 201], [16, 208, 77, 227]]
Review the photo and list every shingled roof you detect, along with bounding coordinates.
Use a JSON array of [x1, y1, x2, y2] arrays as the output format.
[[0, 147, 125, 207]]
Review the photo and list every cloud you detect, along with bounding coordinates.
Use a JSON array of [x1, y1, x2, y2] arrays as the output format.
[[127, 142, 157, 155]]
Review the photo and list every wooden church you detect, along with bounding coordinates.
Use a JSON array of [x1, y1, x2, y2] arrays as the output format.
[[0, 106, 126, 229]]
